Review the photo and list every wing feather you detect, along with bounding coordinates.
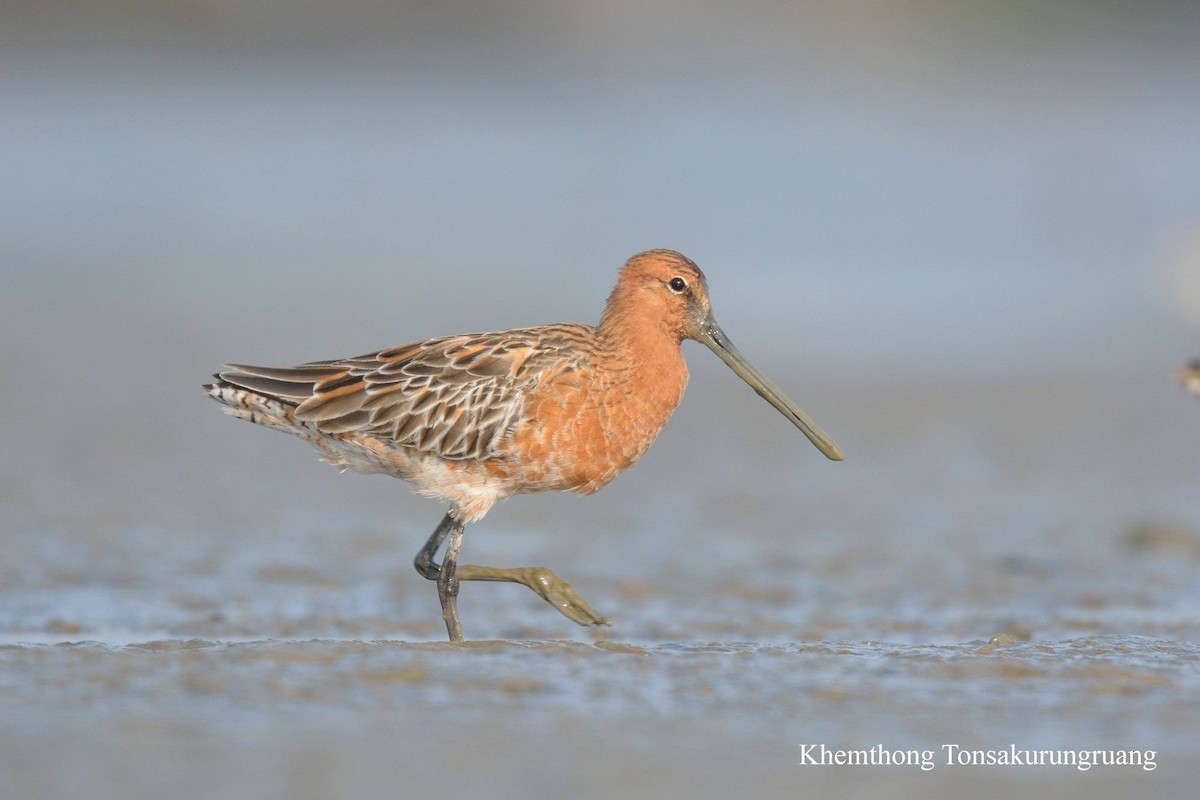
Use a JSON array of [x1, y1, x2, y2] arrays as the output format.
[[218, 325, 594, 460]]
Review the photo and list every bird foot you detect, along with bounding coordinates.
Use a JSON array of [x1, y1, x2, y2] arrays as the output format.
[[522, 567, 611, 627], [454, 564, 610, 627]]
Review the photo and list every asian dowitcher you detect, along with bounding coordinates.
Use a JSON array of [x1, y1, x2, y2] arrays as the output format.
[[205, 249, 843, 641], [1179, 360, 1200, 398]]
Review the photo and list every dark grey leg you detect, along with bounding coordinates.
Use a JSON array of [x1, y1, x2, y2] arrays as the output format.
[[414, 511, 457, 580], [413, 511, 465, 641], [412, 510, 609, 641], [437, 520, 464, 642]]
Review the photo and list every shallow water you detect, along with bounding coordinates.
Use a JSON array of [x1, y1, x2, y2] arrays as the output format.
[[4, 372, 1200, 798], [3, 633, 1199, 798]]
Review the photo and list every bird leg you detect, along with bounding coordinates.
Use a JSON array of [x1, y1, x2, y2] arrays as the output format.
[[413, 511, 458, 581], [437, 518, 464, 642], [413, 511, 465, 640], [454, 564, 610, 628], [413, 511, 610, 640]]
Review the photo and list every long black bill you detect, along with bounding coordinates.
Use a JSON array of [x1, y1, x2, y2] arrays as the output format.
[[696, 314, 844, 461]]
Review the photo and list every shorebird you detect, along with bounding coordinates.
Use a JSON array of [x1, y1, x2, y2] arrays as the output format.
[[205, 249, 842, 641], [1179, 360, 1200, 399]]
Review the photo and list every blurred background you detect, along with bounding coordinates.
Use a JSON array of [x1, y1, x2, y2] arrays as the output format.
[[2, 2, 1199, 798], [4, 0, 1199, 550]]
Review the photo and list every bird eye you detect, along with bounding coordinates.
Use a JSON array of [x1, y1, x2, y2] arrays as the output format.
[[668, 277, 688, 293]]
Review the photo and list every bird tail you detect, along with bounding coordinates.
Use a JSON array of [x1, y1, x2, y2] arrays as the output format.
[[203, 378, 302, 433], [204, 362, 337, 432]]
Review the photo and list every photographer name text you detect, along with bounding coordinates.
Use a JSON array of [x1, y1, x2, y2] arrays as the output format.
[[798, 743, 1156, 771]]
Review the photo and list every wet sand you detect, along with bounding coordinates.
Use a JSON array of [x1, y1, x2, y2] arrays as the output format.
[[2, 636, 1197, 799], [3, 372, 1199, 799]]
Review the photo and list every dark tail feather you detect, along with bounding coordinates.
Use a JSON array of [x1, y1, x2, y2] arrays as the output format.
[[215, 363, 342, 404]]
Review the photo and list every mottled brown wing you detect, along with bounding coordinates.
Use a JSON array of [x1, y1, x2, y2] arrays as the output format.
[[218, 324, 596, 460]]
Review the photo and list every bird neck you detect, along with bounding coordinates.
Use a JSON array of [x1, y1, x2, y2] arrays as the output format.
[[597, 298, 686, 376]]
